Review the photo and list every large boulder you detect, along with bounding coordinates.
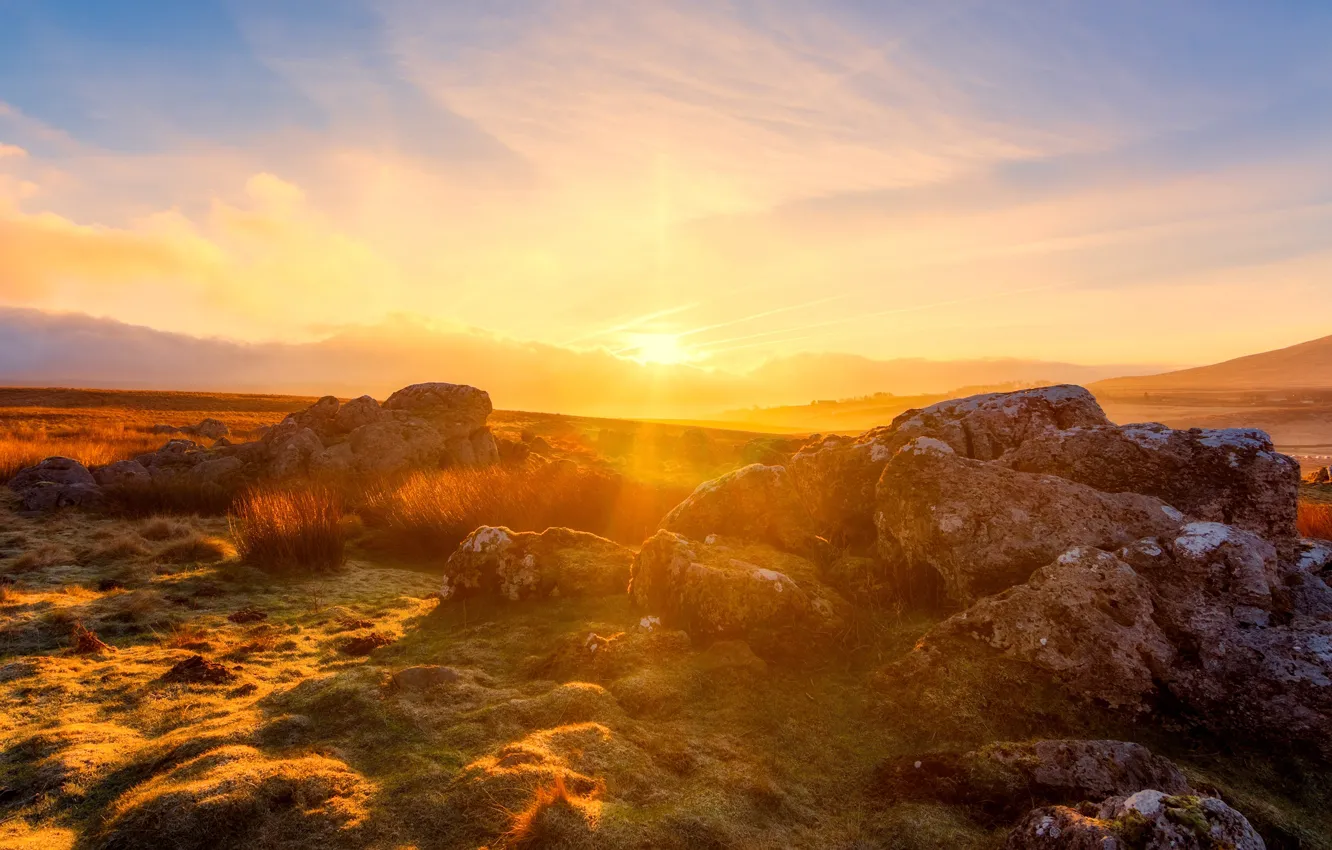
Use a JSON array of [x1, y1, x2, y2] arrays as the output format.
[[914, 547, 1174, 710], [334, 395, 383, 433], [789, 386, 1110, 544], [442, 526, 634, 601], [658, 464, 823, 556], [347, 418, 446, 475], [92, 459, 151, 488], [384, 382, 492, 440], [8, 457, 103, 511], [9, 456, 96, 490], [268, 428, 324, 478], [1006, 790, 1264, 849], [1004, 424, 1299, 541], [878, 739, 1191, 820], [876, 438, 1184, 603], [190, 417, 229, 441], [134, 439, 209, 481], [628, 530, 849, 652]]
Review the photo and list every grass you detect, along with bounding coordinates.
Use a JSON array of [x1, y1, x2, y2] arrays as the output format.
[[1298, 502, 1332, 540], [230, 486, 346, 573]]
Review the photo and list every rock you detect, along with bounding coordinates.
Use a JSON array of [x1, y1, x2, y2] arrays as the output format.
[[878, 739, 1191, 820], [1004, 423, 1299, 541], [496, 436, 531, 465], [338, 632, 393, 655], [392, 665, 461, 691], [192, 418, 229, 440], [150, 423, 181, 434], [334, 394, 382, 433], [920, 547, 1174, 710], [92, 459, 151, 488], [876, 438, 1184, 603], [659, 464, 824, 556], [1118, 523, 1332, 758], [8, 457, 102, 511], [309, 442, 355, 476], [528, 435, 554, 455], [347, 418, 446, 475], [135, 439, 209, 481], [189, 456, 245, 485], [1006, 790, 1264, 849], [262, 414, 300, 446], [442, 526, 634, 601], [9, 456, 96, 490], [628, 530, 850, 651], [383, 382, 492, 440], [468, 429, 500, 466], [790, 385, 1110, 543], [1309, 466, 1331, 485], [268, 428, 323, 478]]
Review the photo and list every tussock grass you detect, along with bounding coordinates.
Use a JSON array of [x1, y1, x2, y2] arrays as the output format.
[[1298, 502, 1332, 541], [363, 464, 690, 555], [138, 516, 197, 541], [155, 532, 234, 565], [230, 486, 345, 573]]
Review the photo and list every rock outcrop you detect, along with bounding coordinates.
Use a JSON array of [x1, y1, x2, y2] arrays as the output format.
[[1006, 790, 1264, 849], [7, 457, 102, 510], [628, 530, 849, 653], [878, 739, 1191, 820], [658, 464, 823, 556], [876, 438, 1184, 603], [442, 526, 635, 601], [1003, 423, 1298, 541]]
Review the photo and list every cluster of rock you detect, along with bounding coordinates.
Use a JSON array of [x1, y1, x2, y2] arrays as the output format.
[[431, 383, 1320, 846], [151, 417, 229, 440], [7, 383, 502, 510], [878, 739, 1263, 849]]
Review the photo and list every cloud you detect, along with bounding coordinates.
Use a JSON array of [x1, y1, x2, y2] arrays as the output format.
[[0, 144, 25, 159]]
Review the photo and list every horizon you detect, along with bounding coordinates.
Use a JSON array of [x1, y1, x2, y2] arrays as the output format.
[[4, 2, 1332, 415]]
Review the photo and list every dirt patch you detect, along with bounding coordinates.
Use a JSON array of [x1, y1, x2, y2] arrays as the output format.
[[337, 632, 393, 655], [162, 654, 237, 685]]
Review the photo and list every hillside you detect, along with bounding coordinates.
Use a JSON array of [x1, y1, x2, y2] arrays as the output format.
[[1094, 333, 1332, 392]]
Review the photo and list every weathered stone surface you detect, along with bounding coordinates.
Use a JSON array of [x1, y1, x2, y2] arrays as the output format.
[[659, 464, 822, 555], [926, 547, 1174, 709], [134, 439, 209, 481], [384, 382, 492, 439], [334, 394, 382, 433], [469, 429, 500, 466], [1006, 791, 1264, 850], [876, 438, 1183, 603], [92, 460, 151, 488], [269, 428, 324, 478], [1004, 423, 1298, 540], [191, 417, 229, 440], [442, 526, 635, 601], [8, 457, 103, 510], [347, 418, 445, 475], [1309, 466, 1331, 485], [9, 456, 96, 491], [189, 456, 245, 484], [789, 385, 1110, 543], [879, 740, 1190, 819], [629, 530, 849, 651]]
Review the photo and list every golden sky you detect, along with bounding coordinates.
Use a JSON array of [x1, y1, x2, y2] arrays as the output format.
[[2, 1, 1331, 400]]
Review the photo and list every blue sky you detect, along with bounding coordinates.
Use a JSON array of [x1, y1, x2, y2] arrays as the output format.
[[1, 0, 1330, 369]]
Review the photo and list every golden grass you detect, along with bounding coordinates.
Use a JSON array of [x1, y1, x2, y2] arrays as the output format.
[[230, 486, 345, 573], [363, 464, 691, 555], [1298, 502, 1332, 541], [155, 532, 234, 565]]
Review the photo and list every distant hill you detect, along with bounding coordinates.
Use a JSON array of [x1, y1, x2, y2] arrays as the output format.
[[1095, 334, 1332, 393]]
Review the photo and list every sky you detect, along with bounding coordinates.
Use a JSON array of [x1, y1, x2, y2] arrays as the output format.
[[1, 0, 1331, 407]]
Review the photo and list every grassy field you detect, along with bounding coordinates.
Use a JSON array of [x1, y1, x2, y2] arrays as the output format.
[[2, 387, 1331, 848]]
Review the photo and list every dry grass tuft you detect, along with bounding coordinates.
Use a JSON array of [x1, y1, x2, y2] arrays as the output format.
[[162, 621, 212, 650], [230, 486, 345, 573], [155, 532, 234, 565], [10, 543, 73, 572], [138, 516, 197, 541], [70, 621, 114, 654], [79, 533, 152, 565], [1298, 502, 1332, 541], [501, 774, 603, 849], [363, 465, 689, 555]]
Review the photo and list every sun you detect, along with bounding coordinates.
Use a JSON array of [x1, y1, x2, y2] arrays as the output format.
[[625, 332, 694, 365]]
